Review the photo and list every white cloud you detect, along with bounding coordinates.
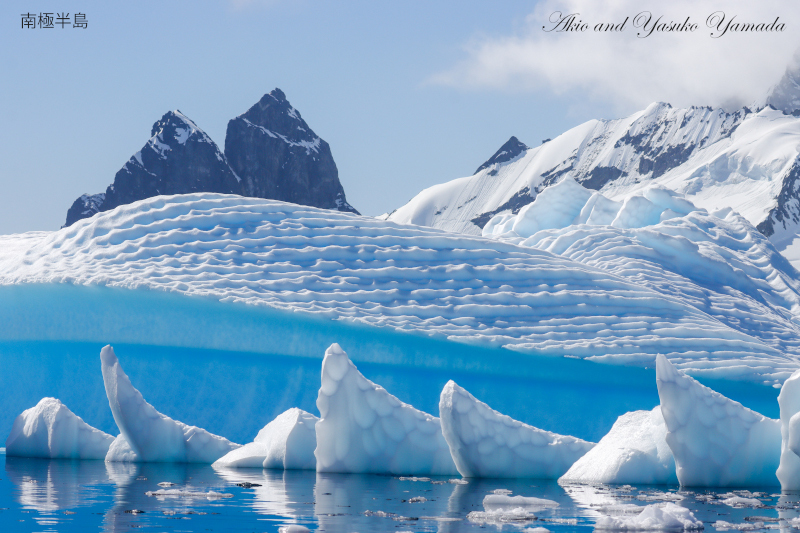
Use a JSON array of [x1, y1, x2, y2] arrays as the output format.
[[431, 0, 800, 112]]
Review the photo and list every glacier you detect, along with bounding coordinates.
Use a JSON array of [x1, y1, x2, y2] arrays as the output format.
[[101, 345, 240, 463], [315, 343, 457, 476], [439, 380, 593, 479]]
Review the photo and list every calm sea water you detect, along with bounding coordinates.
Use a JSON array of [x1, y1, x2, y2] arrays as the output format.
[[1, 451, 798, 532]]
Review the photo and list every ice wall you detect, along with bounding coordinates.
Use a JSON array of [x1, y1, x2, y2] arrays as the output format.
[[656, 354, 781, 486], [560, 407, 677, 485], [214, 408, 317, 470], [5, 397, 114, 459], [101, 345, 240, 463], [315, 343, 457, 475], [439, 380, 593, 478]]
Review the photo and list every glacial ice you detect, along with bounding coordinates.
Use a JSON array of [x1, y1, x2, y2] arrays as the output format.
[[777, 368, 800, 489], [656, 354, 781, 487], [314, 343, 457, 475], [594, 502, 703, 531], [560, 407, 677, 485], [213, 408, 317, 470], [5, 397, 114, 459], [439, 380, 593, 479], [101, 345, 240, 463], [2, 193, 799, 384]]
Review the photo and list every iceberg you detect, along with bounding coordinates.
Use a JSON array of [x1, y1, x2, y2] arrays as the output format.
[[101, 345, 240, 462], [213, 408, 318, 470], [439, 380, 593, 479], [777, 368, 800, 490], [560, 407, 677, 485], [5, 397, 114, 459], [314, 343, 457, 475], [655, 354, 781, 487]]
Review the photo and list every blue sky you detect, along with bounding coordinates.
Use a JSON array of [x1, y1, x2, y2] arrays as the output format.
[[1, 0, 796, 233]]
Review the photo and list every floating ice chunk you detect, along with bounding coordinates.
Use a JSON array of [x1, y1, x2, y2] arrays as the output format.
[[101, 345, 240, 463], [314, 343, 457, 475], [467, 507, 538, 525], [777, 368, 800, 490], [213, 408, 318, 470], [278, 526, 310, 533], [144, 488, 233, 499], [483, 494, 559, 510], [720, 495, 762, 508], [5, 397, 114, 459], [439, 380, 593, 478], [655, 354, 781, 487], [560, 406, 677, 485], [594, 502, 703, 531]]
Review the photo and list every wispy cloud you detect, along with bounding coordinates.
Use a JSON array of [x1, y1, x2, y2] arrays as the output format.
[[430, 0, 800, 112]]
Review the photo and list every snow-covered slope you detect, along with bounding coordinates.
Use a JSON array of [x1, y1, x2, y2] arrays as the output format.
[[386, 104, 800, 265], [2, 193, 800, 383]]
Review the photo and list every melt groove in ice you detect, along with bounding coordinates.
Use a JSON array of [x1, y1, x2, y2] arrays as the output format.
[[439, 380, 593, 479], [315, 343, 457, 475], [1, 193, 799, 382]]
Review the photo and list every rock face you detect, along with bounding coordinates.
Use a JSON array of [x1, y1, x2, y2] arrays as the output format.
[[64, 89, 357, 227], [225, 89, 358, 213], [765, 49, 800, 114]]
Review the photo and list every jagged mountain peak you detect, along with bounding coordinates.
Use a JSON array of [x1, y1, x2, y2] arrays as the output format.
[[759, 49, 800, 114], [475, 136, 529, 175]]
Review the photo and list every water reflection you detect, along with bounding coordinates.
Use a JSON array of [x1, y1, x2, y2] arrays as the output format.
[[7, 454, 800, 532]]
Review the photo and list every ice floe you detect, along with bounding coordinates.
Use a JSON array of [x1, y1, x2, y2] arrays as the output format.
[[439, 380, 593, 478], [560, 406, 677, 485], [315, 343, 457, 475], [777, 368, 800, 490], [594, 502, 703, 531], [656, 354, 781, 487], [101, 345, 240, 463], [213, 408, 317, 470], [5, 397, 114, 459]]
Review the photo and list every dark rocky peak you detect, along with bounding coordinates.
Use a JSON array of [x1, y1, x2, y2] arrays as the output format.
[[225, 89, 359, 213], [475, 136, 529, 175], [63, 110, 242, 227]]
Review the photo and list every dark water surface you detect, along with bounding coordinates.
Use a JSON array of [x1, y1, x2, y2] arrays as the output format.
[[2, 452, 799, 532]]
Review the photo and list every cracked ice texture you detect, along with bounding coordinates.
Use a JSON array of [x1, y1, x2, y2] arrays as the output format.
[[655, 354, 781, 487], [213, 408, 318, 470], [560, 407, 677, 485], [314, 343, 457, 475], [439, 380, 593, 479], [101, 345, 240, 463], [5, 397, 114, 459]]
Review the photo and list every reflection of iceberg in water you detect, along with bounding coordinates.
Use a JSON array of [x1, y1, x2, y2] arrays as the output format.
[[5, 457, 109, 512], [215, 467, 316, 527], [5, 457, 110, 529], [102, 462, 231, 533]]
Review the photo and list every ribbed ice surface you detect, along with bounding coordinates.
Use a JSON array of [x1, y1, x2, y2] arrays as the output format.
[[1, 193, 799, 382]]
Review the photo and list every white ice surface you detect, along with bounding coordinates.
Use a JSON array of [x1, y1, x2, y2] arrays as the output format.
[[777, 368, 800, 490], [656, 354, 781, 487], [439, 380, 593, 479], [213, 408, 317, 470], [560, 407, 677, 485], [594, 502, 703, 531], [2, 194, 800, 383], [101, 345, 240, 463], [482, 179, 800, 386], [5, 397, 114, 459], [314, 343, 457, 475]]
